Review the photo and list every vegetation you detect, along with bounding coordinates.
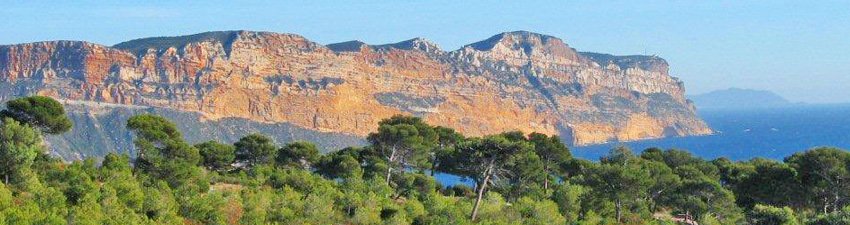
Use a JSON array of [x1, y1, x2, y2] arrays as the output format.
[[2, 96, 850, 224], [0, 96, 72, 134]]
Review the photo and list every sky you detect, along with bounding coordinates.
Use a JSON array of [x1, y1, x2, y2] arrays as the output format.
[[1, 1, 848, 103]]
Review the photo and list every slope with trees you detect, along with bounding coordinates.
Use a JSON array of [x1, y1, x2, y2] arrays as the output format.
[[0, 96, 849, 224]]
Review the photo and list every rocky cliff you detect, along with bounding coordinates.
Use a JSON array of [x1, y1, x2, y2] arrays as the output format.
[[0, 30, 711, 159]]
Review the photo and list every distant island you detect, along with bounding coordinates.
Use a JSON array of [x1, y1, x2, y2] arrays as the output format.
[[688, 88, 797, 110]]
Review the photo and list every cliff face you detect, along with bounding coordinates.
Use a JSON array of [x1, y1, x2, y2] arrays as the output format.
[[0, 30, 711, 159]]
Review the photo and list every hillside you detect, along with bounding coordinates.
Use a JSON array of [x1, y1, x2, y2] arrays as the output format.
[[0, 30, 711, 159]]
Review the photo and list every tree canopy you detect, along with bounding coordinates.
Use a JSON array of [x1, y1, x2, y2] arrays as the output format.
[[1, 96, 72, 134], [276, 141, 320, 169], [126, 114, 206, 192], [446, 134, 532, 220], [367, 115, 437, 184], [196, 140, 235, 172], [0, 98, 848, 224], [0, 118, 42, 186], [234, 133, 277, 168]]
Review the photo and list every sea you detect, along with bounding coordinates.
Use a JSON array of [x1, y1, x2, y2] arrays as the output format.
[[436, 104, 850, 186], [572, 104, 850, 161]]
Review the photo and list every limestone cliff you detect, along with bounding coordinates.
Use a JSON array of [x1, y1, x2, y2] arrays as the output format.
[[0, 30, 711, 159]]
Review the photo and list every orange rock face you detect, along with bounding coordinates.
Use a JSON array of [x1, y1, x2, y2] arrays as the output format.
[[0, 30, 711, 146]]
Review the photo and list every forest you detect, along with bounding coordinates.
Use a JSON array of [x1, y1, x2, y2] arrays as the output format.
[[1, 96, 850, 225]]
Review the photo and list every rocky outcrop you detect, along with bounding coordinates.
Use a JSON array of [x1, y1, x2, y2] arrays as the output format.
[[0, 30, 711, 159]]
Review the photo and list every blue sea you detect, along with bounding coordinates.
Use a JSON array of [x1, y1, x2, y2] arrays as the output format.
[[573, 104, 850, 161], [437, 104, 850, 186]]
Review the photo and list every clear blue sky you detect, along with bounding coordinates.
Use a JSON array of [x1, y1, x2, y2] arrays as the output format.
[[2, 1, 848, 103]]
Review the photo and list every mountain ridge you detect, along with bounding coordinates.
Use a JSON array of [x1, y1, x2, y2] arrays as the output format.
[[0, 30, 711, 160]]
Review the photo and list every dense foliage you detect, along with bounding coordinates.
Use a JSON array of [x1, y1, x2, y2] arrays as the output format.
[[0, 96, 72, 134], [1, 96, 850, 224]]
